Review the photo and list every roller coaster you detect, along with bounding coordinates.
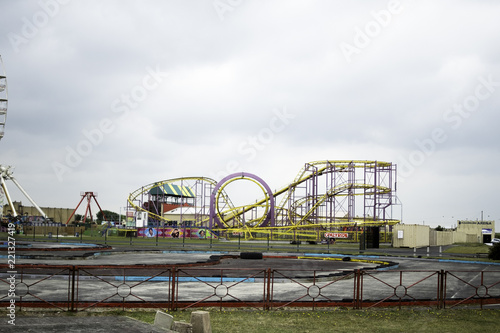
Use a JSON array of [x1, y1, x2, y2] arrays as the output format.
[[127, 160, 399, 239]]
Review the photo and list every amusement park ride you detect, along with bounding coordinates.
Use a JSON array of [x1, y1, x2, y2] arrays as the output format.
[[0, 55, 48, 220], [65, 191, 107, 225], [128, 160, 400, 241]]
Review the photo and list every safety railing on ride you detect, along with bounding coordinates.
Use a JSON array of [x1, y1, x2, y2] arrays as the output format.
[[1, 265, 499, 311]]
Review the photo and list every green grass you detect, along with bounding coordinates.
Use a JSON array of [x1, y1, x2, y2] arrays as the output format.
[[443, 243, 491, 254], [4, 232, 498, 260], [4, 232, 370, 254], [8, 308, 500, 333]]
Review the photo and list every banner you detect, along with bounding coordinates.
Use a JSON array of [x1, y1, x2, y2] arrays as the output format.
[[137, 227, 213, 239], [324, 232, 348, 239]]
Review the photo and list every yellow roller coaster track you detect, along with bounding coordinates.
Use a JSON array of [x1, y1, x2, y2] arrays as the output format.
[[287, 183, 392, 228], [127, 161, 400, 238]]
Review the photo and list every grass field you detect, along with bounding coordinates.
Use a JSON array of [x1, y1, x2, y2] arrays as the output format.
[[443, 243, 491, 254], [8, 308, 499, 333], [5, 232, 388, 255], [7, 232, 499, 260]]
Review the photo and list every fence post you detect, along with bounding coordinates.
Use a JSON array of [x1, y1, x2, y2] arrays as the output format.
[[355, 269, 362, 309], [265, 268, 272, 310], [170, 267, 177, 311], [439, 269, 445, 309], [70, 266, 77, 312]]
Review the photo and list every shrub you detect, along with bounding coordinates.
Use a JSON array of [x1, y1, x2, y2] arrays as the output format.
[[488, 243, 500, 260]]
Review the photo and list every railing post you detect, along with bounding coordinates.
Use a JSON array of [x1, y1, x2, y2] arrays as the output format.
[[355, 269, 362, 309], [70, 266, 77, 312], [480, 271, 484, 310], [170, 267, 177, 311], [265, 268, 271, 310], [439, 269, 445, 309]]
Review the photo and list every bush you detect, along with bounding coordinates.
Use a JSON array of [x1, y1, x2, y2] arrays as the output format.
[[488, 243, 500, 260]]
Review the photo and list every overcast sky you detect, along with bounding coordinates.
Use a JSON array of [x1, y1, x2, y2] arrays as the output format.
[[1, 0, 499, 230]]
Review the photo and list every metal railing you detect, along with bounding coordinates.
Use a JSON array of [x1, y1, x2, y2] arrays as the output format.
[[1, 264, 499, 311]]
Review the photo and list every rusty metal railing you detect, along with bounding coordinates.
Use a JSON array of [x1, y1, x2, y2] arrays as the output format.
[[357, 270, 442, 309], [1, 264, 499, 311], [444, 270, 500, 309], [269, 269, 357, 309]]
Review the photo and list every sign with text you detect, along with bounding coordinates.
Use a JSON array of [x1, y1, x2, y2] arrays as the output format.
[[324, 232, 348, 239]]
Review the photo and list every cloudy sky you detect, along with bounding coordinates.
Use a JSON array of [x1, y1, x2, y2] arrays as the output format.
[[1, 0, 499, 230]]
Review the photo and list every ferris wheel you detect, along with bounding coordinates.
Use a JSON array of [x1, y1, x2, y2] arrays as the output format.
[[0, 55, 47, 220], [0, 55, 7, 140]]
